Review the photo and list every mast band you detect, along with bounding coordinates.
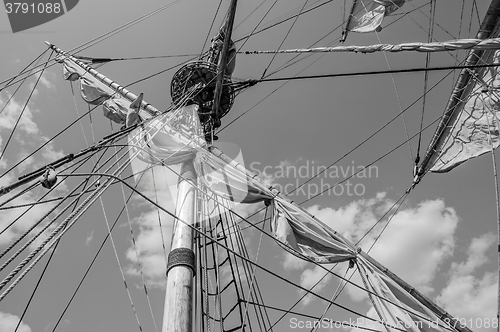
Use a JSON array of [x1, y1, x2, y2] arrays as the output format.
[[167, 248, 196, 276]]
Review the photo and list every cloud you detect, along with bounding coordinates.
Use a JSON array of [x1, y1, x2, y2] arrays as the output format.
[[0, 95, 39, 136], [85, 230, 94, 246], [0, 94, 67, 250], [0, 94, 65, 170], [0, 311, 31, 332], [28, 70, 56, 98], [286, 193, 459, 306], [124, 163, 177, 288], [283, 252, 308, 270], [437, 233, 497, 331]]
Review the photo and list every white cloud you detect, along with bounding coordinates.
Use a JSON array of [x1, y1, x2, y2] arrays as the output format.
[[287, 193, 459, 307], [437, 233, 497, 331], [0, 311, 31, 332], [0, 94, 67, 250], [28, 70, 56, 98], [125, 164, 177, 288], [37, 71, 56, 91], [283, 252, 308, 270], [85, 230, 94, 246], [0, 95, 39, 136]]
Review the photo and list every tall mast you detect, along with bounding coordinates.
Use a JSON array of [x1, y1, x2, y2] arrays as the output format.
[[416, 0, 500, 178], [162, 1, 238, 331], [340, 0, 359, 42], [212, 0, 238, 120], [162, 160, 197, 332]]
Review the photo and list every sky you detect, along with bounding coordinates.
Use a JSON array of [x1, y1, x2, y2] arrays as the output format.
[[0, 0, 499, 331]]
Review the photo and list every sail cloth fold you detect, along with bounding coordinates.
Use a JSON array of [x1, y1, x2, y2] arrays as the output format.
[[357, 257, 446, 332], [128, 104, 205, 165], [59, 55, 144, 124], [194, 149, 273, 204], [430, 49, 500, 172], [270, 197, 357, 264], [102, 98, 129, 124], [346, 0, 405, 34]]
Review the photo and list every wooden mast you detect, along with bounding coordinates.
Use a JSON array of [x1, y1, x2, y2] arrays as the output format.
[[212, 0, 238, 120], [162, 160, 197, 332], [162, 1, 238, 330]]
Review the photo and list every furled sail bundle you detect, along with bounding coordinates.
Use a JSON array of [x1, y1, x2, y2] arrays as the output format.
[[429, 49, 500, 172], [128, 105, 205, 165], [270, 197, 358, 264], [194, 148, 273, 204], [357, 256, 446, 332], [345, 0, 405, 34], [416, 9, 500, 177], [59, 55, 148, 124]]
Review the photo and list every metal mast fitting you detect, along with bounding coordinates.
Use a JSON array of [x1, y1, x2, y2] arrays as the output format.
[[169, 0, 237, 142]]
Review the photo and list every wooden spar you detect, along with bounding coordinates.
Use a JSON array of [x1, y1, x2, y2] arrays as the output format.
[[416, 0, 500, 178], [45, 42, 160, 117], [162, 160, 197, 332], [208, 145, 472, 332], [211, 0, 237, 118]]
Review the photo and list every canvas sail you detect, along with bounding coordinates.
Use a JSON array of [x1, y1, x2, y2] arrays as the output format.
[[429, 48, 500, 172], [417, 2, 500, 176], [346, 0, 405, 34]]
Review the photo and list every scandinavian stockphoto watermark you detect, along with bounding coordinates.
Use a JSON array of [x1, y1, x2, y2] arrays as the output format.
[[4, 0, 79, 33], [289, 317, 500, 330], [250, 160, 378, 199]]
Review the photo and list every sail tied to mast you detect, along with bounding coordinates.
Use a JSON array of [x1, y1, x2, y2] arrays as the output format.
[[60, 55, 146, 125], [271, 198, 357, 264], [427, 50, 500, 172], [357, 257, 446, 332], [416, 1, 500, 177], [345, 0, 405, 35]]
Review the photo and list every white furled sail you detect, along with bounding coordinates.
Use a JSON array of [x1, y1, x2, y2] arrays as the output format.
[[357, 256, 446, 332], [417, 0, 500, 177], [271, 197, 358, 264], [59, 54, 154, 124], [430, 48, 500, 172], [346, 0, 405, 34]]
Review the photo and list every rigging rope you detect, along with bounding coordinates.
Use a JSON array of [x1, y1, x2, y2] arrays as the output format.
[[233, 0, 335, 44], [259, 0, 308, 79], [115, 149, 159, 332], [0, 141, 137, 302], [310, 266, 350, 332], [484, 109, 500, 329], [159, 158, 437, 326], [0, 48, 50, 92], [100, 184, 145, 332], [12, 147, 111, 332], [287, 67, 458, 198], [300, 113, 443, 204], [0, 0, 182, 92], [374, 24, 415, 168], [0, 50, 53, 162], [59, 169, 444, 330], [49, 170, 149, 332], [416, 0, 436, 169], [0, 180, 86, 272]]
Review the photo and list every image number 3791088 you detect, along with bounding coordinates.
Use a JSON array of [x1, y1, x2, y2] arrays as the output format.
[[4, 0, 79, 33]]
